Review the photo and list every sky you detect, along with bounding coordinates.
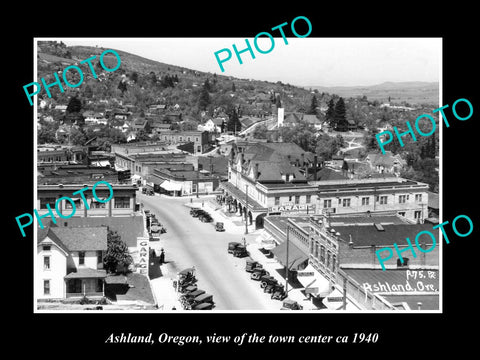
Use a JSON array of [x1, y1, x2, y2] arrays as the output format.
[[43, 37, 441, 88]]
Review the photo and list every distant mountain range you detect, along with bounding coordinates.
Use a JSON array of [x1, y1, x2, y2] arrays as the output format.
[[305, 81, 439, 105]]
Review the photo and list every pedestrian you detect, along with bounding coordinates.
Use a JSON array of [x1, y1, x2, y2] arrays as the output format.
[[159, 248, 165, 264]]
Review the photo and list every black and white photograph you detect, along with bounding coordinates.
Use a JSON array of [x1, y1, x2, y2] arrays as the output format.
[[7, 6, 478, 356]]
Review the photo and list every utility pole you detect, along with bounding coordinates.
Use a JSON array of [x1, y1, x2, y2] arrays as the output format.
[[245, 184, 249, 234], [285, 224, 290, 294], [196, 167, 199, 198]]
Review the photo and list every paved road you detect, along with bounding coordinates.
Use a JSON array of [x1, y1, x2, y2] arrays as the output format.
[[139, 193, 275, 310]]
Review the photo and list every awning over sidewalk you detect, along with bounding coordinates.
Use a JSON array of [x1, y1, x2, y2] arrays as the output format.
[[160, 180, 182, 192], [271, 241, 309, 270], [297, 265, 331, 298]]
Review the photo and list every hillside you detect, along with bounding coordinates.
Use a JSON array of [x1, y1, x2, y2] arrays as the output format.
[[307, 81, 439, 106]]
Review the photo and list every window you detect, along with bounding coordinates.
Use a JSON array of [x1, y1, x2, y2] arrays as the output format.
[[397, 258, 409, 267], [295, 196, 300, 204], [398, 211, 406, 217], [326, 251, 331, 269], [42, 245, 51, 251], [306, 195, 311, 204], [314, 242, 319, 258], [361, 197, 369, 206], [197, 146, 201, 152], [40, 197, 56, 209], [320, 246, 326, 263], [414, 210, 422, 220], [288, 195, 293, 202], [78, 251, 85, 265], [379, 196, 388, 205], [274, 197, 280, 206], [43, 256, 50, 270], [323, 199, 332, 208], [114, 196, 130, 208], [43, 280, 50, 295], [332, 255, 336, 272], [342, 198, 351, 207], [65, 198, 82, 209], [91, 200, 106, 209], [399, 195, 406, 203], [415, 194, 422, 202], [195, 137, 199, 142], [97, 251, 103, 264]]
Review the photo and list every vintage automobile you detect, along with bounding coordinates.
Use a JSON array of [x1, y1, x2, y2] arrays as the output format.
[[184, 289, 205, 299], [173, 267, 197, 290], [199, 213, 213, 223], [271, 287, 288, 301], [215, 222, 225, 232], [259, 275, 278, 289], [233, 245, 249, 258], [228, 242, 242, 254], [281, 299, 303, 310], [250, 268, 270, 280], [259, 247, 274, 258], [245, 258, 263, 272], [264, 282, 283, 294], [192, 302, 214, 310], [183, 293, 214, 310], [190, 209, 206, 217]]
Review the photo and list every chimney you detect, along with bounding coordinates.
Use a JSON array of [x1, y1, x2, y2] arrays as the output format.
[[314, 155, 318, 181]]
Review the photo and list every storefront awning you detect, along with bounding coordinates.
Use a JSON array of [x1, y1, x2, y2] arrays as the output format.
[[271, 241, 309, 270], [297, 265, 331, 298], [160, 180, 182, 192]]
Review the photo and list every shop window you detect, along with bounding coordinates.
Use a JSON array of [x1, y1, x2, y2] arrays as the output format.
[[114, 196, 131, 208], [40, 197, 56, 210]]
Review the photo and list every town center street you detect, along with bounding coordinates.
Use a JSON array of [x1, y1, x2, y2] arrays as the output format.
[[139, 193, 276, 311]]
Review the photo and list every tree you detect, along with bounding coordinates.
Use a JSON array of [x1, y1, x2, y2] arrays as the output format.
[[308, 94, 318, 115], [333, 97, 348, 131], [326, 99, 336, 126], [198, 85, 211, 111], [66, 96, 82, 113], [231, 82, 236, 92], [252, 124, 268, 139], [226, 107, 242, 133], [103, 230, 133, 274]]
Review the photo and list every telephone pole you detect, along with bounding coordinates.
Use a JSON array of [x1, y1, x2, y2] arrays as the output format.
[[245, 184, 249, 234]]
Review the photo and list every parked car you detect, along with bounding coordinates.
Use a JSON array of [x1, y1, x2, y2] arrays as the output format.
[[250, 268, 270, 280], [191, 209, 206, 217], [245, 258, 263, 272], [271, 286, 288, 301], [259, 275, 278, 289], [228, 242, 242, 254], [193, 302, 214, 310], [281, 299, 303, 310], [233, 245, 249, 258], [259, 247, 274, 258], [200, 213, 213, 223], [215, 222, 225, 231]]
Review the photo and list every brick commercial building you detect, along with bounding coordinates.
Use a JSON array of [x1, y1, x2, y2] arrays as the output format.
[[316, 178, 430, 223]]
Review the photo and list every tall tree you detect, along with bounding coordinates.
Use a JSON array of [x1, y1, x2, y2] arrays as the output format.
[[198, 85, 211, 111], [326, 99, 336, 127], [334, 97, 348, 131], [308, 94, 318, 115], [226, 107, 241, 133]]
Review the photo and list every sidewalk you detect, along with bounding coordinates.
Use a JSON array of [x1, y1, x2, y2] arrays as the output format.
[[246, 242, 319, 310], [149, 262, 183, 310]]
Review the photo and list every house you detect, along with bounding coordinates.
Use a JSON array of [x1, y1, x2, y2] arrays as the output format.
[[364, 151, 406, 174], [203, 118, 224, 133], [37, 226, 107, 299]]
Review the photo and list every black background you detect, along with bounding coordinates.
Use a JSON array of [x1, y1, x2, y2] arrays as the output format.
[[7, 4, 478, 356]]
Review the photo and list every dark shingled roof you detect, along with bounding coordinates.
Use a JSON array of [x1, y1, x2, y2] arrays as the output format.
[[53, 216, 145, 247], [49, 227, 108, 251]]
